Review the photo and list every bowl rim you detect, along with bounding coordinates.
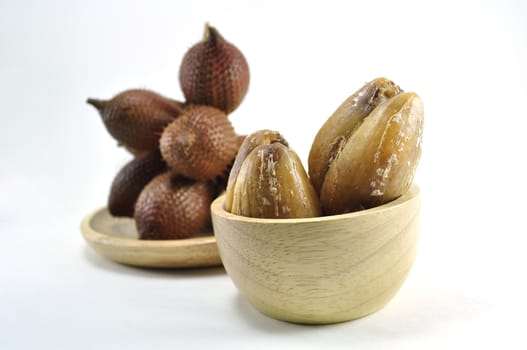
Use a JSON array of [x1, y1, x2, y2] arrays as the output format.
[[211, 183, 420, 224]]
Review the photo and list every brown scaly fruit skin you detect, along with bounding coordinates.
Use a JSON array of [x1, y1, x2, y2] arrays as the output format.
[[107, 150, 167, 217], [159, 105, 239, 181], [223, 130, 287, 212], [87, 89, 184, 151], [134, 172, 215, 240], [229, 140, 321, 219], [123, 146, 148, 157], [308, 77, 402, 196], [319, 91, 424, 215], [179, 24, 250, 114]]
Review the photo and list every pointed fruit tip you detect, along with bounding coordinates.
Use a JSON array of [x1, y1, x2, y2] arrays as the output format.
[[86, 98, 107, 111], [203, 22, 221, 42]]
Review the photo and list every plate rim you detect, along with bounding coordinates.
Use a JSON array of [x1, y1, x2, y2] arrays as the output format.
[[80, 206, 222, 268]]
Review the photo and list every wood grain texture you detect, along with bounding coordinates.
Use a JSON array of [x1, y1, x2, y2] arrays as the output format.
[[211, 184, 420, 324], [81, 207, 222, 268]]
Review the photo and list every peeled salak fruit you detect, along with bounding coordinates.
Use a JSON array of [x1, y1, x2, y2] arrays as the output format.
[[212, 134, 247, 197], [223, 129, 288, 212], [134, 172, 215, 240], [159, 105, 239, 181], [108, 150, 167, 217], [179, 24, 250, 114], [309, 79, 424, 215], [87, 89, 184, 151], [227, 131, 321, 219], [308, 77, 402, 195]]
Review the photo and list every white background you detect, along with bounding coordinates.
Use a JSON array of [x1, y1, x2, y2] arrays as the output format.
[[1, 0, 527, 348]]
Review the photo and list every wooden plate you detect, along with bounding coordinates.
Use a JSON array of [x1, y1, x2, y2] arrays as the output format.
[[80, 207, 222, 268]]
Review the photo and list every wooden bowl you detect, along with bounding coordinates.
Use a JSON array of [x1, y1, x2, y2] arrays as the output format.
[[210, 184, 420, 324], [81, 207, 222, 268]]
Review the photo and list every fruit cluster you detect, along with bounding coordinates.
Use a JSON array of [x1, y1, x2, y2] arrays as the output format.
[[224, 78, 424, 218], [87, 24, 249, 240]]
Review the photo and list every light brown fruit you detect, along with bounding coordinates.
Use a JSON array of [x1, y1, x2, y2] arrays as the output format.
[[159, 105, 239, 181], [315, 91, 424, 215], [308, 77, 402, 195], [223, 129, 287, 212], [179, 23, 250, 114], [228, 140, 321, 219], [134, 172, 215, 240], [212, 134, 247, 197], [87, 89, 184, 151], [108, 150, 166, 217]]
